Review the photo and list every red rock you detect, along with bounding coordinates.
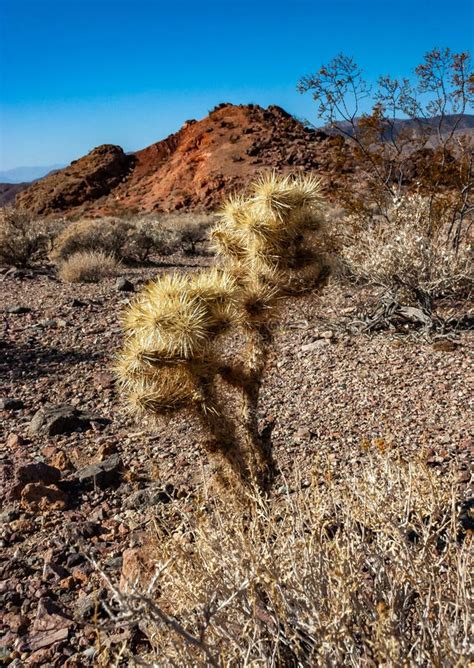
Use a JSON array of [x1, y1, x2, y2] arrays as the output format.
[[4, 460, 61, 501], [14, 104, 355, 217], [27, 647, 55, 666], [41, 445, 58, 458], [6, 433, 24, 449], [28, 597, 74, 651], [120, 545, 159, 593], [2, 612, 28, 633], [58, 576, 76, 590], [457, 470, 471, 483], [71, 567, 89, 584], [50, 451, 73, 471], [20, 483, 68, 511]]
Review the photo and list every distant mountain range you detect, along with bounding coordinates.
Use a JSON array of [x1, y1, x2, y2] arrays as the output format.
[[0, 164, 65, 184], [327, 114, 474, 140]]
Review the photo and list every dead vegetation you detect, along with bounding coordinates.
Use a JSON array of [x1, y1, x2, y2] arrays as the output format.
[[299, 48, 474, 333], [105, 447, 471, 666], [330, 194, 473, 334], [58, 250, 120, 283], [0, 206, 64, 267], [52, 216, 175, 264]]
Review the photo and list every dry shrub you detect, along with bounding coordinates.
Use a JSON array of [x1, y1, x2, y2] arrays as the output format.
[[108, 448, 471, 666], [53, 213, 215, 264], [339, 194, 472, 301], [53, 217, 130, 261], [0, 206, 64, 267], [53, 216, 178, 263], [58, 250, 119, 283], [125, 216, 179, 261], [158, 212, 215, 255]]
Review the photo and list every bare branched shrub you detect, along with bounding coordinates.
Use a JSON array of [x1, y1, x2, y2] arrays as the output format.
[[59, 250, 119, 283], [0, 207, 64, 267], [339, 194, 473, 303], [124, 216, 179, 261], [298, 48, 474, 250], [107, 449, 471, 666]]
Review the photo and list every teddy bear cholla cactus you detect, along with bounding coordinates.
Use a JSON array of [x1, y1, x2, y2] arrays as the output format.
[[115, 173, 325, 488]]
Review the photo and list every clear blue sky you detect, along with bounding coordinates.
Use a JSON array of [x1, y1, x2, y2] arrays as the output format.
[[0, 0, 472, 170]]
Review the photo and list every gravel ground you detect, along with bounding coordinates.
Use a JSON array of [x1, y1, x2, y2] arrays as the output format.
[[1, 260, 472, 666]]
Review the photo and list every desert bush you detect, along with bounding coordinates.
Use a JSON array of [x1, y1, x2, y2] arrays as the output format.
[[178, 219, 210, 254], [298, 48, 474, 251], [58, 250, 119, 283], [125, 216, 179, 261], [115, 174, 328, 490], [53, 217, 132, 261], [0, 206, 64, 267], [108, 448, 471, 666], [339, 194, 472, 303], [53, 216, 178, 263], [158, 212, 215, 255]]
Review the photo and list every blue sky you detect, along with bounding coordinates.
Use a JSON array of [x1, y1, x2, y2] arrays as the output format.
[[0, 0, 473, 171]]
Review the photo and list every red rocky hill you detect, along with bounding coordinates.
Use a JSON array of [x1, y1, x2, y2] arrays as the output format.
[[15, 104, 352, 216]]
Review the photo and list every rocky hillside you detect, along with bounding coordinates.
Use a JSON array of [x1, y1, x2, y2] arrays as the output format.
[[14, 104, 472, 217], [15, 104, 351, 217]]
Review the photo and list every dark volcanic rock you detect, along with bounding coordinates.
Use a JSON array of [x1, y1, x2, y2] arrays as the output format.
[[5, 305, 31, 314], [115, 277, 135, 292], [0, 397, 24, 410], [29, 404, 93, 436], [73, 454, 123, 489]]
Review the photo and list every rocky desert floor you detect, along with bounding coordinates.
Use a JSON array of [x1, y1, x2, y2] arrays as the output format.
[[0, 257, 472, 666]]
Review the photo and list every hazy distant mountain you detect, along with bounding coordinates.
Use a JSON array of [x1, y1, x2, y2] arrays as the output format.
[[0, 164, 65, 184], [326, 114, 474, 140]]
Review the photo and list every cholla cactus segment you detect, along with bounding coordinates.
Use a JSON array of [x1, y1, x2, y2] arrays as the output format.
[[122, 270, 241, 360], [188, 268, 239, 306], [125, 369, 203, 413], [123, 292, 210, 359], [240, 279, 280, 326], [210, 222, 249, 263], [250, 172, 323, 218], [115, 335, 216, 413], [214, 173, 325, 276]]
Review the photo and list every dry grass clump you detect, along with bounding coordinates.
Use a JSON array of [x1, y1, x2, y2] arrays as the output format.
[[58, 250, 119, 283], [0, 206, 64, 267], [108, 448, 471, 666], [339, 194, 472, 302]]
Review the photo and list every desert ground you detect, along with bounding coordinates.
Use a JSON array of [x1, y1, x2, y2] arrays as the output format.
[[1, 245, 472, 665]]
